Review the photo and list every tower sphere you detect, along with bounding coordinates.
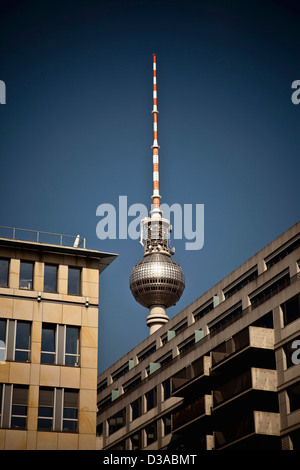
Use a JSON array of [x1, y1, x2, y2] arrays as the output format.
[[130, 253, 185, 309]]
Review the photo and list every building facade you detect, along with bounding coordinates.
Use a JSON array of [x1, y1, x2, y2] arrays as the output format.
[[97, 221, 300, 450], [0, 228, 116, 450]]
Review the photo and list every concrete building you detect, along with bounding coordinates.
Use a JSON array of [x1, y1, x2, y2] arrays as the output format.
[[0, 227, 117, 450], [97, 221, 300, 450]]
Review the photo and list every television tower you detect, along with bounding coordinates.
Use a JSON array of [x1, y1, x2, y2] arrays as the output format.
[[130, 54, 185, 334]]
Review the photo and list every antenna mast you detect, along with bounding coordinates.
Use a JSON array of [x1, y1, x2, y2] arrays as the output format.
[[151, 53, 161, 218]]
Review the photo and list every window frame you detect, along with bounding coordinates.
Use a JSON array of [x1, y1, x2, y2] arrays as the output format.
[[19, 261, 34, 290], [44, 264, 58, 293], [67, 266, 81, 296], [0, 258, 9, 287]]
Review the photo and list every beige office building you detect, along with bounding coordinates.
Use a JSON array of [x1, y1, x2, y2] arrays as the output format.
[[97, 221, 300, 450], [0, 228, 116, 450]]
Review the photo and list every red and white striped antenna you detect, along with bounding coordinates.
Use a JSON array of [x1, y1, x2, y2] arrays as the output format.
[[151, 53, 161, 219]]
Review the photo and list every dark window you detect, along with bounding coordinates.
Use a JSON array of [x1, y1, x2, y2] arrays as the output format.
[[145, 422, 157, 446], [194, 302, 214, 321], [0, 258, 9, 287], [108, 409, 125, 435], [41, 324, 80, 366], [131, 431, 142, 450], [224, 269, 258, 299], [68, 267, 81, 295], [266, 238, 300, 269], [138, 344, 156, 362], [146, 388, 157, 411], [250, 272, 290, 310], [41, 324, 56, 364], [287, 381, 300, 413], [131, 397, 142, 420], [19, 261, 34, 290], [179, 337, 195, 354], [15, 321, 31, 362], [11, 385, 28, 429], [0, 319, 6, 361], [210, 304, 243, 336], [63, 389, 79, 432], [65, 326, 80, 366], [162, 413, 172, 436], [44, 264, 57, 293], [38, 387, 54, 431], [162, 378, 171, 400], [282, 294, 300, 326]]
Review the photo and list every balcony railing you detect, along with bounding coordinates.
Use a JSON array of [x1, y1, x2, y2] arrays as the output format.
[[0, 226, 86, 248]]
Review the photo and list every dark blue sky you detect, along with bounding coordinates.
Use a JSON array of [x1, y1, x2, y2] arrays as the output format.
[[0, 0, 299, 372]]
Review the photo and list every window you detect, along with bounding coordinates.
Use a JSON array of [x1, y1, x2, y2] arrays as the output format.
[[131, 397, 142, 420], [11, 385, 28, 429], [162, 413, 172, 436], [287, 381, 300, 413], [250, 271, 290, 310], [19, 261, 34, 290], [0, 320, 31, 362], [108, 409, 126, 435], [41, 324, 56, 364], [209, 303, 243, 336], [0, 384, 28, 429], [38, 387, 54, 431], [0, 258, 9, 287], [15, 321, 31, 362], [65, 326, 80, 366], [282, 294, 300, 326], [145, 422, 157, 446], [162, 378, 171, 401], [131, 431, 142, 450], [63, 389, 79, 432], [38, 387, 79, 433], [0, 319, 7, 361], [68, 267, 81, 295], [265, 235, 300, 269], [194, 301, 214, 322], [44, 264, 58, 293], [224, 268, 258, 299], [145, 387, 157, 411], [137, 342, 156, 363], [41, 324, 80, 366]]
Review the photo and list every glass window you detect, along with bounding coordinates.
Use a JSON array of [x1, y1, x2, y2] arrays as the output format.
[[41, 324, 56, 364], [162, 413, 172, 436], [38, 387, 54, 431], [131, 431, 142, 450], [19, 261, 34, 290], [162, 378, 171, 401], [145, 422, 157, 446], [0, 258, 9, 287], [63, 389, 79, 433], [131, 397, 142, 420], [15, 321, 31, 362], [288, 381, 300, 413], [11, 385, 28, 429], [0, 319, 7, 362], [68, 267, 81, 295], [282, 294, 300, 326], [44, 264, 58, 293], [145, 388, 157, 411], [108, 409, 125, 435], [65, 326, 80, 366]]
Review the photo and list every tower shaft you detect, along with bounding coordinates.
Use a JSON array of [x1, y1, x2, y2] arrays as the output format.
[[151, 54, 161, 214]]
